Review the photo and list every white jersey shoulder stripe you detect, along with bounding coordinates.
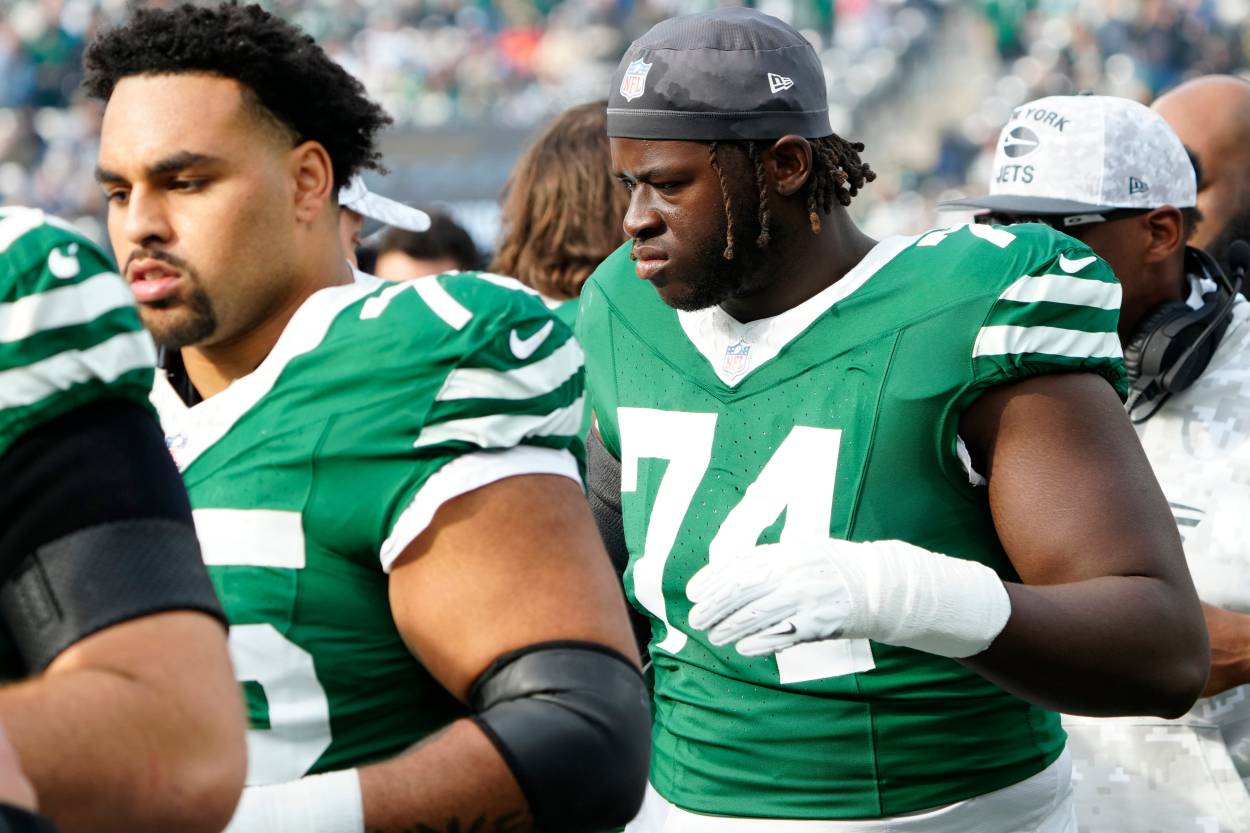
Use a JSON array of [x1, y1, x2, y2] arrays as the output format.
[[413, 397, 584, 450], [435, 337, 583, 402], [0, 208, 81, 254], [473, 272, 564, 310], [997, 273, 1121, 310], [0, 209, 51, 254], [973, 325, 1121, 360], [193, 509, 305, 569], [0, 328, 155, 409], [0, 271, 134, 344], [379, 446, 580, 572], [413, 277, 472, 330]]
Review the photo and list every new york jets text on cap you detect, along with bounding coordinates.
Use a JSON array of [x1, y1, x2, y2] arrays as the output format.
[[607, 7, 831, 142], [942, 94, 1197, 216]]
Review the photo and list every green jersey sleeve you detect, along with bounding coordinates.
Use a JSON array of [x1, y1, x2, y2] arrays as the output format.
[[0, 208, 155, 460], [375, 272, 585, 570], [961, 224, 1127, 400]]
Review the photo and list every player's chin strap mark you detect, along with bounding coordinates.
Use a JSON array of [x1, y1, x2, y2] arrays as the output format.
[[470, 640, 651, 833]]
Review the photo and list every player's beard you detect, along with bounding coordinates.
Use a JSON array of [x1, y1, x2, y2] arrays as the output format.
[[667, 190, 776, 313], [135, 258, 219, 349], [1204, 202, 1250, 286]]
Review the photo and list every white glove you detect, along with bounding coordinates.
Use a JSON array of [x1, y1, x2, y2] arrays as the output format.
[[223, 769, 363, 833], [686, 539, 1012, 659]]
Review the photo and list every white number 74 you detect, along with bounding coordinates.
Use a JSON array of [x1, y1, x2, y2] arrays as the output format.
[[619, 407, 875, 684]]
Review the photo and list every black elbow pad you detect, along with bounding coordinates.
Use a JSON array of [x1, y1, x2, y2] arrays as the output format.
[[0, 804, 57, 833], [470, 642, 650, 832]]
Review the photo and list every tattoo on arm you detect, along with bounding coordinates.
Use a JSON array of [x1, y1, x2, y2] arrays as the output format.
[[367, 810, 528, 833]]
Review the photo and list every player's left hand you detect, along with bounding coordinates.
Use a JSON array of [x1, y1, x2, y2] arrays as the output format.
[[686, 543, 854, 656], [686, 538, 1013, 660]]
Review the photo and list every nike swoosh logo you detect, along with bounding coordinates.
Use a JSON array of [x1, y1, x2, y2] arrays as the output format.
[[48, 244, 80, 279], [1058, 254, 1096, 274], [509, 320, 554, 360]]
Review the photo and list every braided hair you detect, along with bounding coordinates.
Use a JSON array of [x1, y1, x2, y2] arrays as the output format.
[[709, 134, 875, 260]]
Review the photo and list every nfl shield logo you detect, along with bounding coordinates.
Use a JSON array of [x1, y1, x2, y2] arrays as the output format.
[[620, 59, 652, 102], [723, 340, 752, 377]]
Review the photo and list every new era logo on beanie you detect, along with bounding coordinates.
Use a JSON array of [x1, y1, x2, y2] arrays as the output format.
[[768, 73, 794, 94], [941, 95, 1196, 216], [606, 7, 831, 142]]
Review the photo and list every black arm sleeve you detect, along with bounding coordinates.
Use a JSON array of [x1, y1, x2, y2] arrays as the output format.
[[470, 642, 650, 833], [585, 428, 627, 576], [0, 805, 56, 833], [586, 429, 652, 658], [0, 398, 225, 672]]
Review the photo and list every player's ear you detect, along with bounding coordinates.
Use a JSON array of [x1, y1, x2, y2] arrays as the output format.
[[767, 135, 813, 197], [1142, 206, 1184, 265], [289, 140, 336, 225]]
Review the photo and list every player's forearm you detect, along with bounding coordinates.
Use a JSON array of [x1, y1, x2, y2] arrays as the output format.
[[962, 575, 1209, 718], [359, 719, 532, 833], [1200, 601, 1250, 696], [0, 665, 243, 833]]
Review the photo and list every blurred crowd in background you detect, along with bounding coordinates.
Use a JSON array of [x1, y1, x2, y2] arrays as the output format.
[[2, 0, 1249, 250]]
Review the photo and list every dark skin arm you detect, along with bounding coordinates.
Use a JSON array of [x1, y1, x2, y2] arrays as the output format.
[[1200, 602, 1250, 697], [959, 373, 1209, 718], [359, 474, 641, 833]]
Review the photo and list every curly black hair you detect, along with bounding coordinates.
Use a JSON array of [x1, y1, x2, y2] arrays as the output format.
[[82, 1, 391, 191]]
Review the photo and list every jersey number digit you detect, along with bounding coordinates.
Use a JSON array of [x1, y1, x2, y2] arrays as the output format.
[[619, 408, 875, 684], [229, 624, 332, 785]]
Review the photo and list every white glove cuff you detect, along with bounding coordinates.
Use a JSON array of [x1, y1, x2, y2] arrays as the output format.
[[823, 539, 1011, 658], [223, 769, 364, 833]]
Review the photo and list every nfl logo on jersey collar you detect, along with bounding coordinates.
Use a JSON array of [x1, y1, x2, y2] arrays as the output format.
[[619, 59, 652, 102], [723, 340, 752, 378]]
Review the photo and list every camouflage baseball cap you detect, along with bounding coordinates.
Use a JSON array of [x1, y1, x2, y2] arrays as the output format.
[[607, 7, 831, 142], [941, 95, 1197, 216]]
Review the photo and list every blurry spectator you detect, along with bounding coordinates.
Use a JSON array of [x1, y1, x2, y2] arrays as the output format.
[[1155, 75, 1250, 284], [490, 99, 627, 326], [374, 212, 479, 280], [336, 174, 430, 269], [0, 24, 37, 108], [946, 94, 1250, 833]]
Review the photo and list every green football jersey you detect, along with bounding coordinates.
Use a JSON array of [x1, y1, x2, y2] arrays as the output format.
[[0, 207, 155, 460], [553, 296, 579, 331], [152, 271, 584, 786], [577, 223, 1127, 820]]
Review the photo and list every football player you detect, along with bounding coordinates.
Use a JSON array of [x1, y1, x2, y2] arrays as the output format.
[[580, 8, 1209, 831], [0, 207, 245, 833], [85, 4, 648, 833]]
